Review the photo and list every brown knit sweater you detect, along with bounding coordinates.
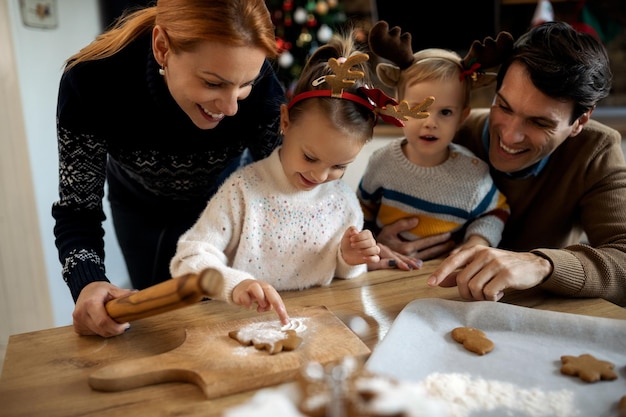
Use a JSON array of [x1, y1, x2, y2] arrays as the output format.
[[455, 109, 626, 307]]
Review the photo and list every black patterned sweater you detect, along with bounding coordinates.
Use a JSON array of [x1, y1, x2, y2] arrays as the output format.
[[52, 33, 284, 301]]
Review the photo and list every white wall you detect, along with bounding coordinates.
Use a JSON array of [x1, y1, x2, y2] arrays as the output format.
[[7, 0, 130, 327], [343, 136, 395, 190]]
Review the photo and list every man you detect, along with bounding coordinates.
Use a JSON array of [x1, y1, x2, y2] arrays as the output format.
[[373, 22, 626, 307]]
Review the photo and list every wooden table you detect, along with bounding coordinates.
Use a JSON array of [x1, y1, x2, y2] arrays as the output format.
[[1, 260, 625, 417]]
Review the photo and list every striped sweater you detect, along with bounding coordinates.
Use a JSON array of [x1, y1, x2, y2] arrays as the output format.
[[357, 138, 509, 247]]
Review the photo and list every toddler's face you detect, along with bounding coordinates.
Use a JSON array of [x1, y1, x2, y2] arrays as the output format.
[[401, 79, 469, 166]]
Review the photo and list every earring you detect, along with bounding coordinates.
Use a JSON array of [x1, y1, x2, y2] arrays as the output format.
[[158, 67, 165, 76]]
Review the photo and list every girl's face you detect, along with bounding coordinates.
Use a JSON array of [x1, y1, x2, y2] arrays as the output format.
[[152, 26, 266, 130], [279, 104, 365, 191], [401, 78, 470, 167]]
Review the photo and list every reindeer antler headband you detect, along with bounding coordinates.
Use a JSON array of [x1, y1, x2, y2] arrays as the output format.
[[288, 53, 434, 127], [369, 20, 514, 89], [460, 30, 515, 88]]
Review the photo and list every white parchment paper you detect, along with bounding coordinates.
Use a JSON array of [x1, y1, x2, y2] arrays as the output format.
[[365, 298, 626, 417]]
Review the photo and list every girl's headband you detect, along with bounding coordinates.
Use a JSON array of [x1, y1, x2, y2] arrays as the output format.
[[287, 53, 434, 127]]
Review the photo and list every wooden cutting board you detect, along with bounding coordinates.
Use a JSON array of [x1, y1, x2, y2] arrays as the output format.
[[88, 306, 370, 399]]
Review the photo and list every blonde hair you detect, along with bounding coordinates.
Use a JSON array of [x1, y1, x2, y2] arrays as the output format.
[[65, 0, 277, 71], [396, 49, 471, 108]]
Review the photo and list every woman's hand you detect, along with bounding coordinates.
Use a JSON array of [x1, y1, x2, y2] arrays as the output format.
[[73, 281, 136, 337], [232, 279, 290, 325]]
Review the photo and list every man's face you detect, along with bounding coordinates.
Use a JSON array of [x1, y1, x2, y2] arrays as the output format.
[[488, 62, 587, 173]]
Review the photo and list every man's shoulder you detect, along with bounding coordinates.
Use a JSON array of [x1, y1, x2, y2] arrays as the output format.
[[549, 119, 623, 179], [559, 118, 622, 159], [581, 118, 622, 143]]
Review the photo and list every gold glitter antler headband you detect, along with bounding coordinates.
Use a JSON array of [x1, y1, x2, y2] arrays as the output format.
[[322, 54, 369, 97], [289, 51, 433, 127], [377, 97, 434, 122]]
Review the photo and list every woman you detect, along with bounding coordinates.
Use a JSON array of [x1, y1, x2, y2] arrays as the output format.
[[53, 0, 285, 337]]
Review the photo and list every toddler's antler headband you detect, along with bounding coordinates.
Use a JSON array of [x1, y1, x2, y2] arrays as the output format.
[[460, 31, 514, 88], [369, 20, 514, 89], [288, 53, 434, 127]]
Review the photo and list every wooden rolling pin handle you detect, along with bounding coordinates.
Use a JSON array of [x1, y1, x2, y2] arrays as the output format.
[[105, 268, 224, 323]]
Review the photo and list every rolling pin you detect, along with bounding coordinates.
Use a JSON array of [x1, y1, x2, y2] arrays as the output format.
[[105, 268, 224, 323]]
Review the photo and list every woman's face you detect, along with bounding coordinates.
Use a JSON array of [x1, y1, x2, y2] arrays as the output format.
[[153, 26, 267, 130]]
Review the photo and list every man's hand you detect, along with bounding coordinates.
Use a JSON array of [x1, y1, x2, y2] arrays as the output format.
[[427, 246, 553, 301], [451, 235, 490, 254], [233, 279, 290, 325], [376, 217, 455, 260], [73, 281, 136, 338]]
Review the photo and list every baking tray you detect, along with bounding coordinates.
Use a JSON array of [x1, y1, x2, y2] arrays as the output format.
[[366, 298, 626, 417]]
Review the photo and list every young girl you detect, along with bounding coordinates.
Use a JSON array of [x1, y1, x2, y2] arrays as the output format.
[[170, 31, 414, 323], [358, 21, 510, 255]]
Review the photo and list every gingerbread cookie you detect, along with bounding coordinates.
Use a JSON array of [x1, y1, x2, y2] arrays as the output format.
[[229, 321, 303, 355], [451, 327, 494, 355], [560, 353, 618, 383]]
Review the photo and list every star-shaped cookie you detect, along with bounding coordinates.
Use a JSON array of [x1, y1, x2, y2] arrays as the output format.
[[560, 353, 618, 383]]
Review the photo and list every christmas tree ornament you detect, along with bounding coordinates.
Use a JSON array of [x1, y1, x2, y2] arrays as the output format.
[[278, 51, 295, 68], [317, 24, 333, 43], [293, 7, 307, 24], [315, 0, 328, 16]]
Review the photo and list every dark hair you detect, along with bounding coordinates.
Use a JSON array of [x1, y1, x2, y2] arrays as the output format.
[[496, 21, 612, 124], [288, 30, 376, 143]]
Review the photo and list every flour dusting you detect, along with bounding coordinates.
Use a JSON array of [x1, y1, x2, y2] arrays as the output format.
[[281, 318, 307, 332], [235, 318, 307, 346], [419, 372, 577, 417]]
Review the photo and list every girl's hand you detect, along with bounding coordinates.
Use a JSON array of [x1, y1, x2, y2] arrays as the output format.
[[341, 226, 381, 265], [232, 279, 290, 325]]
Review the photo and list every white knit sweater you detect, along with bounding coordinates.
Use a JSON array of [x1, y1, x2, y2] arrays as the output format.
[[170, 147, 366, 303]]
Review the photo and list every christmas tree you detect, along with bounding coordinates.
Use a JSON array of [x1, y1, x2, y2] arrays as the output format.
[[268, 0, 348, 98]]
